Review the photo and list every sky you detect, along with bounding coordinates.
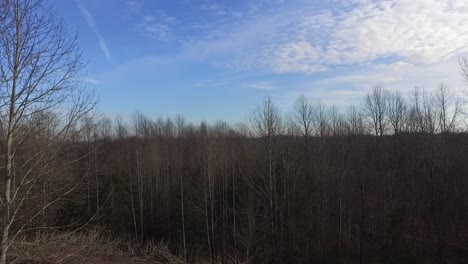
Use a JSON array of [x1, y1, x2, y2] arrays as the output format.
[[53, 0, 468, 123]]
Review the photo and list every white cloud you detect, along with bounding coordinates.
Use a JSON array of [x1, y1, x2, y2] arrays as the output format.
[[183, 0, 468, 75], [322, 0, 468, 65], [75, 0, 111, 61], [271, 42, 323, 73], [245, 81, 278, 90], [139, 13, 178, 41], [112, 0, 468, 110], [83, 77, 100, 85], [200, 4, 226, 15], [127, 0, 142, 13], [141, 16, 170, 40], [121, 1, 179, 42], [291, 56, 467, 109]]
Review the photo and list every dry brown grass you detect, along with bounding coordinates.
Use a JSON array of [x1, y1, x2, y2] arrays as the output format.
[[9, 229, 186, 264]]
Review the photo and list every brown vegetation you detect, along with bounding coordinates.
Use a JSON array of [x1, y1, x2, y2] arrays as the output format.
[[10, 229, 185, 263], [46, 85, 466, 263]]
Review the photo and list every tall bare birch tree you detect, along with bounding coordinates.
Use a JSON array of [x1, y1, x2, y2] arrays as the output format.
[[0, 1, 95, 263]]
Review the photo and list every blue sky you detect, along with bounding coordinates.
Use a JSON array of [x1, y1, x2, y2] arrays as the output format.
[[53, 0, 468, 122]]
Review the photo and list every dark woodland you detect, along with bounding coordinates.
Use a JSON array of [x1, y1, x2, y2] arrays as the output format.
[[28, 88, 468, 263]]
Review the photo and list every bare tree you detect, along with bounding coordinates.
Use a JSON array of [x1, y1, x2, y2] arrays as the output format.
[[387, 90, 407, 134], [251, 97, 283, 253], [329, 105, 343, 136], [311, 100, 330, 260], [364, 85, 388, 136], [312, 100, 329, 137], [459, 57, 468, 83], [410, 87, 436, 134], [252, 97, 283, 139], [346, 105, 365, 135], [97, 117, 113, 140], [0, 1, 96, 263], [294, 95, 314, 144], [175, 114, 187, 262], [115, 116, 128, 139], [435, 84, 461, 134]]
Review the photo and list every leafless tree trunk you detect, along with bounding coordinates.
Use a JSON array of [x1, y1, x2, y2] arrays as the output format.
[[346, 106, 365, 135], [251, 97, 283, 255], [0, 1, 96, 263], [410, 87, 437, 134], [436, 84, 461, 135], [175, 115, 187, 262], [364, 85, 388, 136], [459, 57, 468, 83], [294, 95, 314, 152], [312, 101, 330, 261], [387, 91, 407, 134]]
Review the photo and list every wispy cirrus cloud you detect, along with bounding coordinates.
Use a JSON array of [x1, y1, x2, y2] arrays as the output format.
[[244, 81, 278, 90], [200, 4, 225, 15], [76, 0, 111, 61], [169, 0, 468, 104], [179, 0, 468, 73], [127, 0, 142, 13], [140, 14, 178, 41], [107, 0, 468, 111], [82, 77, 100, 85], [124, 0, 178, 41], [274, 56, 467, 112]]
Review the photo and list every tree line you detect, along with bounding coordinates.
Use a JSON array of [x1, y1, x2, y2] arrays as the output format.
[[58, 84, 466, 263]]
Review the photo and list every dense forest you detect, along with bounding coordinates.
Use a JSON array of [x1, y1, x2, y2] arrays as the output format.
[[14, 86, 468, 263], [1, 0, 468, 263]]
